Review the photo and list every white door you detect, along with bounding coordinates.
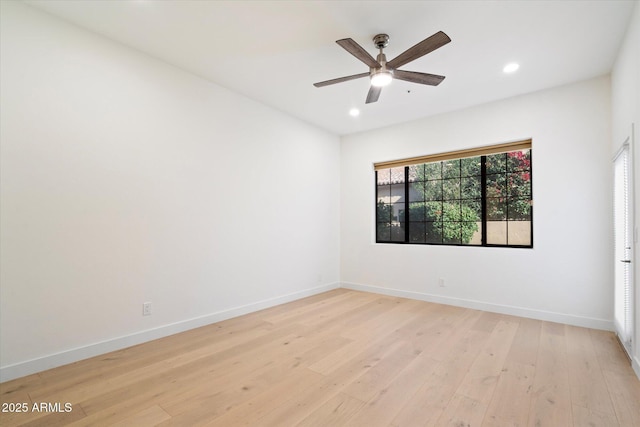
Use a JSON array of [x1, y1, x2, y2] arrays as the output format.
[[614, 142, 633, 357]]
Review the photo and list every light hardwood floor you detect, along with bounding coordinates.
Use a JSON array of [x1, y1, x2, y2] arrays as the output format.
[[1, 289, 639, 426]]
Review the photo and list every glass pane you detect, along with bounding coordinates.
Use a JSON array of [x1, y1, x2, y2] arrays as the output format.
[[461, 156, 481, 177], [377, 223, 391, 241], [390, 184, 405, 203], [461, 222, 481, 245], [486, 173, 506, 198], [487, 198, 506, 221], [377, 186, 391, 204], [442, 201, 461, 225], [487, 221, 507, 245], [409, 202, 426, 221], [377, 168, 391, 185], [462, 199, 482, 218], [426, 222, 442, 243], [443, 178, 461, 200], [466, 221, 483, 245], [392, 202, 405, 223], [507, 221, 531, 246], [425, 162, 442, 180], [461, 176, 481, 199], [507, 150, 531, 172], [443, 159, 460, 179], [425, 180, 442, 201], [508, 172, 531, 198], [408, 164, 424, 182], [409, 182, 425, 202], [390, 223, 405, 241], [408, 222, 426, 243], [390, 167, 405, 184], [376, 202, 393, 223], [425, 201, 443, 221], [507, 198, 531, 221], [443, 222, 462, 244], [486, 153, 506, 174]]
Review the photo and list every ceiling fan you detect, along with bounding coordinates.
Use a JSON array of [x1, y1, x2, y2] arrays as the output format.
[[313, 32, 451, 104]]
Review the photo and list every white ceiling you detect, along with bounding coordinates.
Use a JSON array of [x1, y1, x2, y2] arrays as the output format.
[[25, 0, 636, 136]]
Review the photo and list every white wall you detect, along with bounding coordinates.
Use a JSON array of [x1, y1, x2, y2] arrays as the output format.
[[611, 0, 640, 377], [341, 76, 613, 329], [0, 1, 340, 381]]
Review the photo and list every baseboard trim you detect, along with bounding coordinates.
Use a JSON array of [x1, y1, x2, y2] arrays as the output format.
[[341, 281, 614, 331], [0, 282, 340, 383], [633, 356, 640, 380]]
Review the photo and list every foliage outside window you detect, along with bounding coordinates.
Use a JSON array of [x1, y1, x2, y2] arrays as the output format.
[[375, 142, 532, 247]]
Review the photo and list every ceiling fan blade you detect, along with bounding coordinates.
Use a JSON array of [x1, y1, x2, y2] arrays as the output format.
[[387, 31, 451, 70], [336, 38, 380, 69], [366, 86, 382, 104], [393, 70, 445, 86], [313, 72, 369, 87]]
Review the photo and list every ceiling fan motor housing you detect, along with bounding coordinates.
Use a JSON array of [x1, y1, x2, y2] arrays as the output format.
[[373, 33, 390, 49]]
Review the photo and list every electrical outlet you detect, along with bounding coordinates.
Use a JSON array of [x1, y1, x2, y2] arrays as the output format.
[[438, 278, 445, 287], [143, 302, 152, 316]]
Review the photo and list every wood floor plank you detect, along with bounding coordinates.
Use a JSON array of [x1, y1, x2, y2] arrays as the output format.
[[297, 292, 380, 327], [341, 339, 421, 402], [505, 317, 541, 367], [301, 295, 393, 333], [470, 310, 504, 333], [254, 332, 409, 426], [481, 361, 535, 427], [0, 373, 40, 403], [602, 368, 640, 426], [307, 299, 424, 375], [390, 328, 490, 427], [155, 335, 329, 418], [205, 368, 325, 426], [424, 307, 482, 362], [590, 329, 634, 375], [395, 303, 472, 358], [73, 329, 310, 424], [454, 319, 520, 404], [345, 352, 439, 426], [263, 289, 361, 324], [1, 290, 639, 427], [110, 405, 171, 427], [565, 325, 616, 416], [339, 297, 426, 341], [572, 404, 619, 427], [295, 392, 365, 427], [435, 393, 488, 427], [527, 322, 573, 427]]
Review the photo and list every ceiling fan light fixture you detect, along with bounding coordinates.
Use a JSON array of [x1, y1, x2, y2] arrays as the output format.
[[371, 70, 393, 87]]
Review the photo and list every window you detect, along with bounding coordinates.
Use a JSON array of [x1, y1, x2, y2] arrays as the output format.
[[375, 140, 532, 247]]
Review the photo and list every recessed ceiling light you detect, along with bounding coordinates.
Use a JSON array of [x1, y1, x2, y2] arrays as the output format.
[[503, 63, 520, 73], [349, 108, 360, 117]]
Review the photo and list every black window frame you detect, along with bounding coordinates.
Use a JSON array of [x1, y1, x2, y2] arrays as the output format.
[[375, 144, 533, 248]]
